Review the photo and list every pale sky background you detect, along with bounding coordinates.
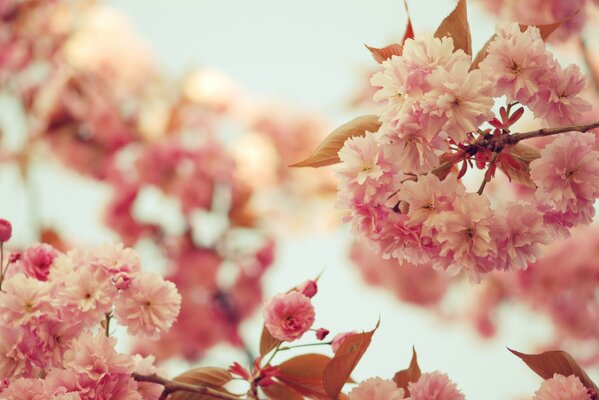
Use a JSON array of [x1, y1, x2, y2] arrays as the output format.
[[0, 0, 587, 398]]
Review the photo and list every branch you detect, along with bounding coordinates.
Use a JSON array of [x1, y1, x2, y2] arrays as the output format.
[[132, 373, 242, 400], [507, 121, 599, 144]]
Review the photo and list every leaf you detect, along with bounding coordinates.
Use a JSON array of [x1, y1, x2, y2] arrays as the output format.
[[434, 0, 472, 56], [520, 10, 580, 42], [509, 349, 599, 392], [276, 354, 349, 399], [171, 367, 234, 400], [365, 44, 404, 64], [365, 0, 414, 63], [262, 383, 305, 400], [393, 347, 421, 396], [260, 325, 282, 357], [289, 115, 381, 168], [323, 321, 380, 399], [497, 143, 540, 188]]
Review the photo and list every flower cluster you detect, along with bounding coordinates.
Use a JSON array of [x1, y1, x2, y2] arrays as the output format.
[[349, 372, 465, 400], [332, 19, 598, 281], [0, 233, 181, 398]]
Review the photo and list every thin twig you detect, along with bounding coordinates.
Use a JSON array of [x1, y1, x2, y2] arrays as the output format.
[[507, 121, 599, 144], [132, 373, 241, 400]]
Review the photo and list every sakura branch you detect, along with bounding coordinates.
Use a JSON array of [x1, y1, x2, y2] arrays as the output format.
[[132, 373, 241, 400], [294, 0, 599, 282]]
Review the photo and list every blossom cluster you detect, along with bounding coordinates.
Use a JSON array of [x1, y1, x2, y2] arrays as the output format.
[[0, 230, 181, 398], [335, 22, 597, 281]]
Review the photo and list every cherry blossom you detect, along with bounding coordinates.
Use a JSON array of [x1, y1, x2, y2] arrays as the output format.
[[263, 292, 315, 342]]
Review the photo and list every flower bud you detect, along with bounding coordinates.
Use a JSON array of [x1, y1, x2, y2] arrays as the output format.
[[0, 219, 12, 242]]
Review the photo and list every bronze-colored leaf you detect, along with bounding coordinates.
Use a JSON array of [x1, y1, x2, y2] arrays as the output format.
[[289, 115, 381, 168], [497, 143, 540, 188], [260, 325, 282, 357], [519, 10, 580, 42], [434, 0, 472, 56], [323, 321, 380, 399], [393, 347, 421, 396], [277, 354, 334, 400], [365, 0, 414, 63], [262, 383, 305, 400], [365, 44, 403, 64], [171, 367, 234, 400], [509, 349, 599, 392], [469, 33, 495, 71]]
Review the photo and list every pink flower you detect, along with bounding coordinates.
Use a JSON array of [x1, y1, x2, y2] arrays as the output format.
[[0, 327, 25, 379], [20, 244, 58, 281], [62, 332, 132, 380], [530, 132, 599, 214], [0, 219, 11, 242], [263, 292, 315, 342], [114, 272, 181, 339], [0, 378, 51, 399], [348, 377, 405, 400], [530, 64, 591, 127], [336, 134, 402, 205], [90, 243, 141, 277], [408, 371, 464, 400], [422, 60, 494, 143], [398, 174, 464, 229], [480, 23, 553, 104], [61, 267, 117, 324], [533, 374, 591, 400], [492, 202, 550, 271], [433, 193, 497, 279], [0, 273, 54, 328], [331, 332, 355, 353]]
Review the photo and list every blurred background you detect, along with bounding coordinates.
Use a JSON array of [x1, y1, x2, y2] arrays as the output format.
[[1, 0, 599, 398]]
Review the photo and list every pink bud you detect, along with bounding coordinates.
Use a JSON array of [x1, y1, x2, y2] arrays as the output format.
[[315, 328, 329, 340], [8, 252, 21, 264], [297, 280, 318, 298], [0, 219, 12, 242], [113, 272, 134, 290]]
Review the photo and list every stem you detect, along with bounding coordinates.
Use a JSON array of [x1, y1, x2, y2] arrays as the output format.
[[263, 343, 281, 367], [477, 153, 499, 195], [132, 373, 241, 400], [0, 243, 4, 291], [277, 342, 333, 351], [507, 121, 599, 144], [104, 313, 111, 337]]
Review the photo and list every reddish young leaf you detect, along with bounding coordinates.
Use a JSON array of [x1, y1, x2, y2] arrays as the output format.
[[434, 0, 472, 55], [260, 325, 282, 357], [393, 347, 422, 396], [261, 383, 304, 400], [171, 367, 234, 400], [400, 0, 415, 44], [323, 321, 380, 399], [365, 44, 404, 64], [289, 115, 381, 168], [276, 354, 334, 400], [509, 349, 599, 392], [497, 143, 540, 188], [365, 0, 414, 63]]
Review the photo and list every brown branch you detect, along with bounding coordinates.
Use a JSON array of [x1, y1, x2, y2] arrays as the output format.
[[132, 373, 242, 400], [507, 120, 599, 144]]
